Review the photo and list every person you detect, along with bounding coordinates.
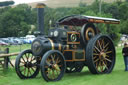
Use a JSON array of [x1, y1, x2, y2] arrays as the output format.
[[122, 42, 128, 71]]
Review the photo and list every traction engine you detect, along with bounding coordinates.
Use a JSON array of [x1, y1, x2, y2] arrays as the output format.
[[15, 3, 120, 81]]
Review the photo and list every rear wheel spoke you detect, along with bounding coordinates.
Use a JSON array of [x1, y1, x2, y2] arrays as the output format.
[[106, 51, 112, 54], [103, 61, 108, 70], [98, 40, 102, 51], [94, 58, 99, 63], [101, 39, 105, 49], [94, 46, 101, 52], [93, 56, 97, 60], [104, 42, 109, 49], [104, 57, 112, 62], [93, 53, 99, 56]]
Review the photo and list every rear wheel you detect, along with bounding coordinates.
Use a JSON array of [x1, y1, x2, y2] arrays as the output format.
[[86, 35, 116, 74], [40, 50, 66, 81]]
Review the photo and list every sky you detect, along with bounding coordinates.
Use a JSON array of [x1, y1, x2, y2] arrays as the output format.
[[0, 0, 46, 5]]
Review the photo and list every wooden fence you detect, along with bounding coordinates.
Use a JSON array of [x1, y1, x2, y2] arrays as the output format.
[[0, 48, 19, 71]]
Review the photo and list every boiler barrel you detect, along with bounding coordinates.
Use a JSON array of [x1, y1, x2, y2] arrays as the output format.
[[31, 38, 69, 56]]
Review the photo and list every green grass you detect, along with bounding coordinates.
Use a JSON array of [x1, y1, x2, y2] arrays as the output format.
[[9, 44, 31, 53], [0, 46, 128, 85], [0, 44, 30, 53]]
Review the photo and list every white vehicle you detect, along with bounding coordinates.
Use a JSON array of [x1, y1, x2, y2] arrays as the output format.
[[25, 35, 36, 44]]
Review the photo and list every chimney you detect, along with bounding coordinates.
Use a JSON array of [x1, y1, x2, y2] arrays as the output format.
[[36, 3, 46, 35]]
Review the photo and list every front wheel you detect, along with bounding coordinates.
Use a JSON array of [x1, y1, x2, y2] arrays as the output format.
[[15, 49, 40, 79], [40, 50, 66, 82]]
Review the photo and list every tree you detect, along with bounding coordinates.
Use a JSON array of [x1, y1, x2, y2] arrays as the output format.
[[104, 3, 120, 19], [118, 2, 128, 20], [0, 4, 33, 37]]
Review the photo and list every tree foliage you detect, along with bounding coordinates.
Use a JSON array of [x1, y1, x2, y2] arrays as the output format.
[[0, 4, 34, 37]]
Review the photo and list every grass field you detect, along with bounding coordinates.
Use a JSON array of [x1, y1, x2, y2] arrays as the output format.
[[0, 46, 128, 85], [0, 44, 30, 53]]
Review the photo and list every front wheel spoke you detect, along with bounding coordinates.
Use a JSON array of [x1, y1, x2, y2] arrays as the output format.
[[29, 68, 32, 75], [45, 65, 49, 68], [31, 67, 35, 72], [30, 56, 33, 61], [52, 70, 55, 79], [46, 60, 51, 66], [24, 67, 26, 75], [51, 55, 55, 64], [25, 54, 29, 62], [27, 53, 30, 60], [20, 61, 25, 64], [31, 58, 36, 62], [20, 64, 25, 67], [54, 66, 61, 71], [21, 57, 26, 62], [56, 57, 59, 64], [30, 56, 35, 62], [20, 67, 25, 72], [48, 69, 52, 79], [56, 60, 61, 64], [55, 69, 59, 75], [33, 66, 37, 68], [27, 68, 30, 77]]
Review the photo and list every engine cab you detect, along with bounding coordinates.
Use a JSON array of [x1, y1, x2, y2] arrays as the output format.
[[47, 27, 85, 62]]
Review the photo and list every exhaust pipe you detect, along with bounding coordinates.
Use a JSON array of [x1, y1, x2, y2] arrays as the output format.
[[36, 3, 46, 35]]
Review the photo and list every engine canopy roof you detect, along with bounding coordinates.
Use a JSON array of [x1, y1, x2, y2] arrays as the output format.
[[56, 15, 120, 26]]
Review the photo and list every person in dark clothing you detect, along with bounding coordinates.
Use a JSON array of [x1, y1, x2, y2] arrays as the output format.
[[122, 43, 128, 71]]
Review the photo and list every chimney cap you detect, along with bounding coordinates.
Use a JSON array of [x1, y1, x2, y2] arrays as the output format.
[[36, 3, 46, 8]]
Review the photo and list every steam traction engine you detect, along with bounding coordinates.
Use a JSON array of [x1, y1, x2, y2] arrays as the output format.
[[15, 3, 120, 81]]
